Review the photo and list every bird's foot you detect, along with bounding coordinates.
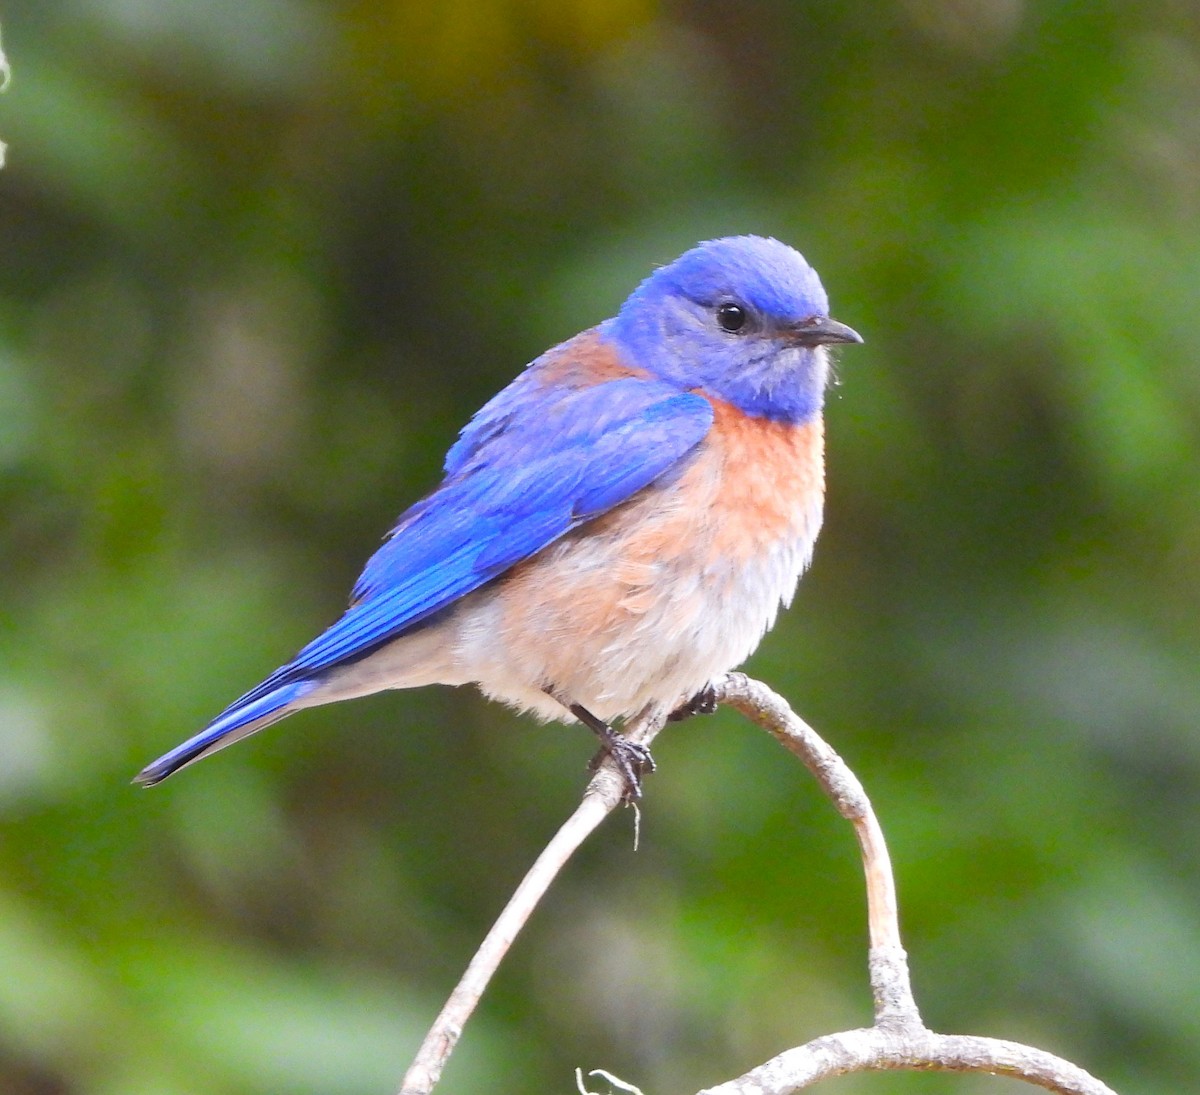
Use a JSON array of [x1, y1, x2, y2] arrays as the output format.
[[667, 683, 719, 723], [586, 734, 656, 801], [569, 702, 656, 801]]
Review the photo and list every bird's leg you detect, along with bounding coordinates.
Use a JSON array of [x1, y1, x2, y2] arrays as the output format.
[[572, 704, 657, 800], [545, 690, 655, 799], [667, 683, 719, 723]]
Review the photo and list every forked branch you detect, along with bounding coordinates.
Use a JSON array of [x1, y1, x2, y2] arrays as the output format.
[[697, 674, 1118, 1095], [398, 674, 1120, 1095]]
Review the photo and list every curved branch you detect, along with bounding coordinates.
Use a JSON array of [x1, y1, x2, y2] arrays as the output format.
[[399, 673, 1121, 1095], [696, 1028, 1119, 1095], [700, 674, 1118, 1095], [397, 706, 667, 1095], [709, 674, 918, 1025]]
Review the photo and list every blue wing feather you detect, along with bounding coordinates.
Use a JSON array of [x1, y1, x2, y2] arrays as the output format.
[[174, 379, 714, 740], [136, 367, 714, 786], [318, 381, 712, 664], [134, 679, 317, 785]]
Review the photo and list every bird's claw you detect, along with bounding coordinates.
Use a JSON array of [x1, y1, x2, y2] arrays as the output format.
[[667, 684, 719, 723], [589, 734, 656, 801]]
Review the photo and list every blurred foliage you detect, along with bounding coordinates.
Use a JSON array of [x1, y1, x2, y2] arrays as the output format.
[[0, 1, 1198, 1093]]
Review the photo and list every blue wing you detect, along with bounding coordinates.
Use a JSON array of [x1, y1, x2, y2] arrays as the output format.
[[323, 377, 712, 663], [136, 375, 713, 785]]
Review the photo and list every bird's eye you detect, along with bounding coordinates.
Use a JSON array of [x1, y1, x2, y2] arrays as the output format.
[[716, 302, 748, 333]]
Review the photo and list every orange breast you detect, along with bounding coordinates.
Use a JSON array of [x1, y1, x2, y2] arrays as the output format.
[[490, 397, 823, 665], [703, 397, 825, 563]]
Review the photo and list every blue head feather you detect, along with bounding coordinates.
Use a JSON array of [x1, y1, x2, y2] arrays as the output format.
[[605, 235, 840, 422]]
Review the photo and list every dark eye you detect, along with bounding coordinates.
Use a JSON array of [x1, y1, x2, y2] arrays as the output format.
[[716, 302, 747, 333]]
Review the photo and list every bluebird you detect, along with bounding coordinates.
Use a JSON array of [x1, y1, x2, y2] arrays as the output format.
[[136, 236, 861, 795]]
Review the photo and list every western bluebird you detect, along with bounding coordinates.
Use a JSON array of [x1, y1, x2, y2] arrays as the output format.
[[136, 236, 861, 795]]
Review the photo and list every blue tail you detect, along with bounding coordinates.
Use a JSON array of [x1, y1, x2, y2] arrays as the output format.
[[134, 679, 316, 786]]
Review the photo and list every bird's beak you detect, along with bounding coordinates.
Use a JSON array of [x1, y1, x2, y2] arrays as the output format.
[[791, 316, 864, 347]]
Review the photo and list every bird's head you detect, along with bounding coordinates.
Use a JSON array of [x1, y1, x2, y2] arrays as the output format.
[[606, 235, 861, 422]]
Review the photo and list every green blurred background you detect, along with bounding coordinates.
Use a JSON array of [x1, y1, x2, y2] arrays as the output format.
[[1, 2, 1198, 1092]]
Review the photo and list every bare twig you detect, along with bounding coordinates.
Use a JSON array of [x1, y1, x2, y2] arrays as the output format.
[[700, 673, 1118, 1095], [577, 1067, 646, 1095], [695, 1029, 1120, 1095], [397, 707, 667, 1095], [398, 674, 1121, 1095], [710, 674, 917, 1026]]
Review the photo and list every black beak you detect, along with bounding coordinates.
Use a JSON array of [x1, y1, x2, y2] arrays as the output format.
[[791, 316, 864, 348]]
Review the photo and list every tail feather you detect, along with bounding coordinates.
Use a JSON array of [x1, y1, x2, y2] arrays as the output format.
[[134, 679, 317, 787]]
